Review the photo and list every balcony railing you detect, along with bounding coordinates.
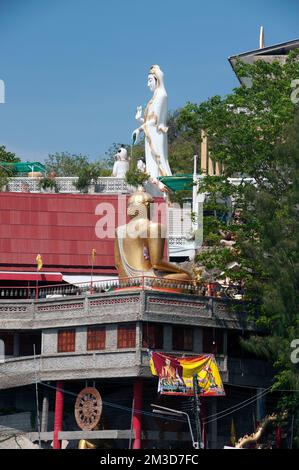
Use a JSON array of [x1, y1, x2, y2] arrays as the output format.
[[0, 276, 204, 300], [0, 276, 245, 301], [6, 176, 135, 194]]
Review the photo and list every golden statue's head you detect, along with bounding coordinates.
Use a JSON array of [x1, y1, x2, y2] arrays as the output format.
[[127, 186, 153, 219]]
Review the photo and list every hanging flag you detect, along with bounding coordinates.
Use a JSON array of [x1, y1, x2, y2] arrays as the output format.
[[150, 352, 225, 396], [36, 254, 43, 271], [91, 248, 97, 263], [230, 418, 237, 446]]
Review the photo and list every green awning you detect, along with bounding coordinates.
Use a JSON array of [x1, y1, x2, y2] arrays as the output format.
[[159, 174, 194, 192], [0, 161, 46, 174]]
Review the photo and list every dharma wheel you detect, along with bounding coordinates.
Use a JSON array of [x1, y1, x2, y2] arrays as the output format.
[[74, 387, 103, 431]]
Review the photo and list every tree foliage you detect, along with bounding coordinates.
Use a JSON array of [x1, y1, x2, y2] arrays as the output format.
[[0, 145, 20, 190], [178, 51, 299, 434], [0, 145, 20, 163], [44, 152, 91, 176]]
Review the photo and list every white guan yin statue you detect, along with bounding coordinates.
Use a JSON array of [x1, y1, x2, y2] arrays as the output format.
[[132, 65, 172, 179]]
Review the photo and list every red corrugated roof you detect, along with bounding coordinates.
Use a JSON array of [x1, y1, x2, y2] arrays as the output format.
[[0, 193, 127, 275]]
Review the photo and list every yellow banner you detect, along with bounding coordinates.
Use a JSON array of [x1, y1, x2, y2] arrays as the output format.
[[36, 254, 43, 272], [150, 352, 225, 396], [91, 248, 97, 263]]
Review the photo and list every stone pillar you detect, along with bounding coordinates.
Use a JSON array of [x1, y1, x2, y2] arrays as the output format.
[[200, 129, 208, 174], [42, 329, 58, 354], [208, 155, 214, 176], [215, 161, 222, 176], [76, 327, 87, 353], [135, 322, 142, 365], [53, 381, 64, 450], [41, 391, 49, 433], [106, 324, 117, 350], [132, 379, 143, 449]]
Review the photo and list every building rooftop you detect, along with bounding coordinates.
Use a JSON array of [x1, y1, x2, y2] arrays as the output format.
[[228, 37, 299, 85]]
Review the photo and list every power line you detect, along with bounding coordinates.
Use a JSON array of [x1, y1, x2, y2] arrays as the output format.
[[38, 381, 186, 424], [204, 388, 273, 425], [203, 386, 272, 421]]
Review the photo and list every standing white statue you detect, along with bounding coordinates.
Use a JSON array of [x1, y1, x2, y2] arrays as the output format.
[[112, 146, 130, 178], [132, 65, 172, 178]]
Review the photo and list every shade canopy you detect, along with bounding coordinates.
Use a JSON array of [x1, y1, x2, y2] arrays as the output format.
[[0, 161, 46, 174], [159, 174, 194, 192]]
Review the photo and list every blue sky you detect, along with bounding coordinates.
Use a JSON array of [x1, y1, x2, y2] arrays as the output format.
[[0, 0, 298, 162]]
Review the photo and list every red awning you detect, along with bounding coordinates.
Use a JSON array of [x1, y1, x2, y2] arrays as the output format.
[[0, 271, 63, 282]]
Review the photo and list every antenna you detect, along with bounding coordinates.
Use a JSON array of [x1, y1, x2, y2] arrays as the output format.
[[259, 26, 265, 49]]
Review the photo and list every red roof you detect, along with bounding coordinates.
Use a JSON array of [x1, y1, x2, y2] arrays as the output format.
[[0, 192, 129, 275]]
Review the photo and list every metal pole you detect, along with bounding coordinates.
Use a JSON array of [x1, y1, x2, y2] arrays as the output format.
[[151, 404, 197, 449], [129, 398, 135, 449], [193, 373, 202, 449], [33, 344, 41, 448]]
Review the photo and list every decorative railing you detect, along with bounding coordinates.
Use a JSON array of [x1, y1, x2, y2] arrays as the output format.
[[0, 276, 245, 301], [0, 276, 205, 300], [6, 177, 134, 194]]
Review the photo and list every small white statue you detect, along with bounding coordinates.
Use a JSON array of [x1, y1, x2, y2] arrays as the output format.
[[112, 146, 130, 178], [137, 157, 146, 173], [132, 65, 172, 179]]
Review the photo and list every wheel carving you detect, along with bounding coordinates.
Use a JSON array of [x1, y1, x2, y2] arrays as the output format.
[[74, 387, 102, 431]]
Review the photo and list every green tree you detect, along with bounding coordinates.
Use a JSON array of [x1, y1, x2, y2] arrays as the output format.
[[0, 145, 20, 190], [0, 145, 20, 163], [178, 50, 299, 181], [168, 110, 199, 174], [45, 152, 90, 176], [178, 51, 299, 438], [74, 162, 111, 193]]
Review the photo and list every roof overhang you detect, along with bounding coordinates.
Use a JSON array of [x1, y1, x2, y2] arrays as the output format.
[[228, 38, 299, 85]]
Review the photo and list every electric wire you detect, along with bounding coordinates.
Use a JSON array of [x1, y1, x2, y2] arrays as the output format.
[[203, 385, 273, 421]]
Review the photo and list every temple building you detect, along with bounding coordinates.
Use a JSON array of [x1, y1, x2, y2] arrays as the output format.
[[1, 35, 291, 449], [0, 179, 275, 449]]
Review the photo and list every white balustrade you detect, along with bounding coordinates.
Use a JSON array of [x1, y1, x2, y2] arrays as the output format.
[[6, 177, 134, 194]]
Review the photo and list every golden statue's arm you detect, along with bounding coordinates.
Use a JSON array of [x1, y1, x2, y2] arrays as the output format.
[[114, 234, 123, 275], [148, 223, 191, 277]]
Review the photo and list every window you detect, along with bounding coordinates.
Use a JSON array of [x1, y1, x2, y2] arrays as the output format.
[[117, 323, 136, 348], [172, 326, 193, 351], [57, 329, 76, 353], [87, 326, 106, 351], [202, 328, 224, 354], [0, 332, 14, 356], [142, 323, 163, 349]]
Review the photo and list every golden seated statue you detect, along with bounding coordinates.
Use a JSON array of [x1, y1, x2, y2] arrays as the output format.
[[114, 187, 191, 285]]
